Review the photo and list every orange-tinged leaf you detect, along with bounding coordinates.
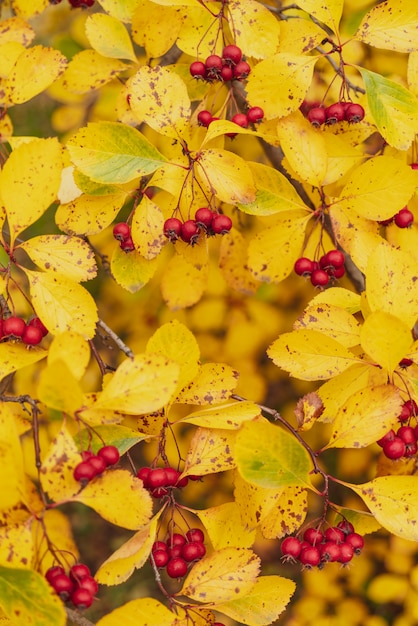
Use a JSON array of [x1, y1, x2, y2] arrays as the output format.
[[0, 524, 32, 570], [37, 359, 84, 415], [0, 17, 34, 46], [47, 331, 90, 381], [0, 138, 63, 247], [360, 311, 414, 373], [40, 425, 82, 502], [0, 343, 46, 384], [268, 329, 358, 380], [219, 228, 259, 295], [182, 427, 237, 477], [176, 362, 239, 405], [131, 196, 166, 260], [213, 575, 296, 626], [324, 384, 403, 450], [246, 53, 317, 120], [196, 149, 256, 205], [197, 502, 256, 549], [247, 211, 312, 283], [235, 419, 314, 489], [356, 0, 418, 53], [180, 401, 260, 429], [179, 547, 260, 603], [6, 45, 66, 104], [161, 252, 208, 309], [111, 246, 159, 293], [24, 269, 98, 340], [18, 235, 97, 282], [129, 66, 190, 139], [56, 191, 127, 236], [296, 0, 343, 31], [0, 405, 26, 511], [62, 50, 127, 94], [260, 485, 308, 539], [294, 392, 325, 431], [85, 14, 137, 61], [293, 303, 361, 348], [93, 353, 179, 414], [96, 597, 176, 626], [227, 0, 280, 58], [348, 476, 418, 541], [132, 1, 184, 59]]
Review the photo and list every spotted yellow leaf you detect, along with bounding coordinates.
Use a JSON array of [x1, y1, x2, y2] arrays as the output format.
[[260, 486, 308, 539], [0, 523, 32, 570], [6, 45, 66, 104], [131, 196, 166, 260], [176, 362, 239, 405], [296, 0, 343, 31], [182, 427, 237, 477], [197, 502, 256, 549], [360, 311, 414, 373], [111, 246, 159, 293], [0, 17, 35, 46], [56, 191, 127, 236], [40, 425, 83, 502], [219, 228, 260, 295], [0, 405, 26, 511], [47, 331, 90, 381], [227, 0, 280, 58], [0, 343, 46, 384], [96, 597, 176, 626], [293, 303, 361, 348], [132, 1, 184, 58], [180, 401, 260, 429], [62, 50, 127, 94], [356, 0, 418, 53], [161, 253, 208, 310], [196, 149, 256, 205]]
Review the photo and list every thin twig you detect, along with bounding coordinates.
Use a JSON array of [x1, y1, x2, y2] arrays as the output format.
[[316, 46, 366, 96], [66, 607, 96, 626], [97, 319, 134, 360]]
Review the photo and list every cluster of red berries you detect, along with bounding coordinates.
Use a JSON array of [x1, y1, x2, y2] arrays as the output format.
[[137, 465, 199, 498], [294, 249, 345, 287], [45, 563, 98, 609], [164, 209, 232, 245], [151, 528, 206, 578], [0, 315, 48, 346], [377, 399, 418, 460], [378, 207, 414, 228], [113, 222, 135, 252], [190, 45, 250, 83], [197, 107, 264, 136], [73, 446, 120, 485], [281, 520, 364, 569], [50, 0, 94, 6], [303, 101, 365, 127]]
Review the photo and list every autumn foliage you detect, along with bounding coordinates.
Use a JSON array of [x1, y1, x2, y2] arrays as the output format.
[[0, 0, 418, 625]]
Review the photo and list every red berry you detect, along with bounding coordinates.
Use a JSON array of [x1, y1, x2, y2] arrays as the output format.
[[337, 542, 354, 564], [168, 545, 183, 559], [383, 437, 406, 459], [281, 536, 302, 560], [231, 113, 249, 128], [307, 107, 327, 127], [180, 219, 200, 244], [397, 426, 416, 444], [28, 317, 48, 336], [166, 557, 188, 578], [294, 257, 314, 276], [345, 103, 365, 123], [324, 527, 345, 544], [411, 163, 418, 169], [152, 541, 168, 553], [319, 542, 341, 562], [247, 106, 264, 123], [120, 237, 135, 252], [205, 54, 223, 71], [176, 475, 188, 488], [97, 445, 120, 466], [164, 217, 183, 240], [168, 533, 186, 548], [51, 574, 74, 599], [222, 44, 242, 65], [394, 207, 414, 228], [152, 550, 169, 568], [325, 102, 346, 124], [345, 533, 364, 554], [337, 520, 355, 535], [310, 269, 329, 287], [186, 528, 205, 544], [299, 545, 321, 568], [22, 325, 43, 346], [197, 110, 213, 127], [377, 429, 395, 447], [3, 316, 26, 337], [87, 455, 107, 476], [137, 466, 151, 487], [69, 0, 95, 6], [211, 214, 232, 234], [70, 563, 91, 581], [403, 399, 417, 416], [331, 265, 345, 279], [220, 66, 234, 81], [71, 587, 93, 609], [164, 466, 180, 486], [233, 60, 251, 80], [303, 527, 324, 545], [78, 575, 99, 596], [189, 61, 206, 78], [404, 441, 418, 456], [182, 541, 206, 562], [113, 222, 131, 241], [45, 566, 66, 583], [151, 487, 168, 498], [73, 461, 96, 483], [195, 207, 214, 228], [147, 468, 168, 489], [398, 358, 413, 369], [325, 249, 345, 268]]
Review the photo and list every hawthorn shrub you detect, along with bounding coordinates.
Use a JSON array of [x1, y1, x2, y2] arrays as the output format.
[[0, 1, 417, 625]]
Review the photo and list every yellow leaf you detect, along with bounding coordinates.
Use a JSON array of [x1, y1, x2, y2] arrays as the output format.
[[131, 196, 166, 260], [360, 311, 414, 373], [366, 241, 418, 329], [161, 253, 208, 310], [96, 597, 176, 626], [176, 362, 239, 405], [0, 524, 32, 570], [324, 384, 403, 449], [111, 246, 159, 293], [219, 228, 259, 295], [76, 424, 150, 455], [277, 112, 328, 186], [0, 17, 35, 46], [197, 502, 256, 549], [213, 575, 296, 626], [62, 50, 127, 94], [248, 211, 312, 283], [129, 66, 190, 139], [0, 138, 63, 247], [180, 401, 260, 429], [296, 0, 343, 31], [337, 156, 417, 220], [294, 392, 325, 431], [293, 303, 361, 348], [56, 192, 127, 236], [6, 45, 66, 104], [182, 427, 238, 477], [348, 476, 418, 541], [234, 471, 286, 530], [260, 486, 308, 539], [0, 405, 26, 511], [146, 320, 200, 400], [37, 359, 85, 415], [94, 353, 179, 414], [321, 132, 365, 186], [132, 1, 184, 58], [74, 470, 152, 530], [85, 14, 137, 61], [179, 547, 260, 603], [408, 51, 418, 96], [47, 331, 90, 381], [0, 343, 46, 384], [24, 269, 98, 340], [309, 287, 361, 315], [40, 425, 82, 502], [246, 53, 318, 120], [356, 0, 418, 53], [18, 235, 97, 282], [279, 15, 325, 54], [196, 149, 256, 204], [96, 513, 161, 585], [227, 0, 280, 58], [268, 329, 359, 380], [176, 4, 224, 58]]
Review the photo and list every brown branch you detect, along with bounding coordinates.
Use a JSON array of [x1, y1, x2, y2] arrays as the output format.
[[97, 319, 134, 360], [66, 607, 96, 626]]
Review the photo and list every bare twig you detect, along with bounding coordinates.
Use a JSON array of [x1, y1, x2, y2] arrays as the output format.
[[97, 319, 134, 360], [66, 607, 96, 626]]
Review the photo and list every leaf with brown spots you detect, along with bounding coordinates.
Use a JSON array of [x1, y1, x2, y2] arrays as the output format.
[[293, 303, 361, 349], [296, 0, 343, 32], [96, 597, 176, 626], [260, 485, 308, 539], [176, 363, 239, 405], [62, 50, 127, 94], [40, 425, 83, 502], [356, 0, 418, 53], [227, 0, 280, 58], [6, 45, 66, 104], [294, 392, 324, 431], [234, 470, 286, 530], [0, 405, 26, 512], [161, 251, 208, 310], [179, 547, 260, 603], [56, 190, 127, 236], [85, 14, 137, 61], [131, 196, 166, 260], [196, 149, 257, 205], [219, 228, 260, 295], [197, 502, 256, 549], [0, 342, 46, 387], [360, 311, 413, 373], [180, 400, 261, 430], [182, 427, 238, 477]]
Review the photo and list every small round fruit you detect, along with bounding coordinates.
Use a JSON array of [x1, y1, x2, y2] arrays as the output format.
[[397, 426, 416, 444], [320, 541, 341, 562], [163, 217, 182, 240], [186, 528, 205, 544], [70, 563, 91, 581], [377, 429, 395, 447], [233, 60, 251, 80], [398, 358, 413, 369], [404, 442, 418, 457], [166, 557, 188, 578], [197, 110, 213, 127], [51, 574, 74, 599], [28, 317, 48, 336], [220, 66, 233, 81], [211, 214, 232, 234], [113, 222, 131, 241], [222, 44, 242, 65], [182, 541, 206, 562], [73, 461, 96, 483], [97, 445, 120, 466], [337, 542, 354, 564], [205, 54, 223, 71], [168, 545, 183, 559], [310, 269, 329, 287], [176, 475, 189, 488], [299, 545, 321, 568], [87, 455, 107, 476], [152, 541, 168, 553], [168, 533, 187, 548], [294, 257, 314, 276], [324, 527, 345, 544], [345, 532, 364, 554], [303, 527, 324, 545], [247, 106, 264, 123], [231, 113, 249, 128], [78, 576, 99, 596], [71, 587, 93, 609], [345, 103, 365, 123], [164, 466, 180, 486], [3, 316, 26, 338], [22, 325, 43, 346], [337, 520, 355, 535], [180, 219, 200, 244], [394, 207, 414, 228], [46, 566, 66, 583], [137, 466, 151, 487], [325, 249, 345, 268], [307, 107, 327, 127], [281, 536, 302, 560], [331, 265, 345, 279], [147, 468, 168, 489], [189, 61, 206, 78], [152, 549, 169, 568], [382, 437, 406, 460], [120, 237, 135, 252], [195, 207, 214, 228], [325, 102, 346, 124]]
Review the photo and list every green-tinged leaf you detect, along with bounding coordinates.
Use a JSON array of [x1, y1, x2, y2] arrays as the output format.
[[238, 162, 309, 216], [355, 0, 418, 53], [47, 331, 90, 381], [213, 575, 296, 626], [93, 353, 179, 414], [348, 476, 418, 541], [268, 329, 359, 380], [111, 246, 159, 293], [196, 149, 256, 204], [324, 384, 403, 449], [180, 401, 261, 429], [24, 269, 98, 340], [96, 597, 176, 626], [294, 303, 360, 348], [18, 235, 97, 282], [296, 0, 343, 31], [56, 191, 127, 236], [360, 311, 414, 372], [128, 65, 190, 138], [176, 362, 239, 404], [161, 251, 208, 309], [182, 427, 237, 477], [179, 547, 260, 603], [235, 419, 314, 489], [37, 360, 84, 415], [197, 502, 256, 549], [0, 405, 26, 511], [0, 343, 46, 384], [227, 0, 280, 58], [6, 45, 66, 104], [357, 67, 418, 150], [62, 50, 127, 94], [76, 425, 150, 456], [0, 567, 66, 626], [85, 14, 137, 60], [66, 122, 167, 184]]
